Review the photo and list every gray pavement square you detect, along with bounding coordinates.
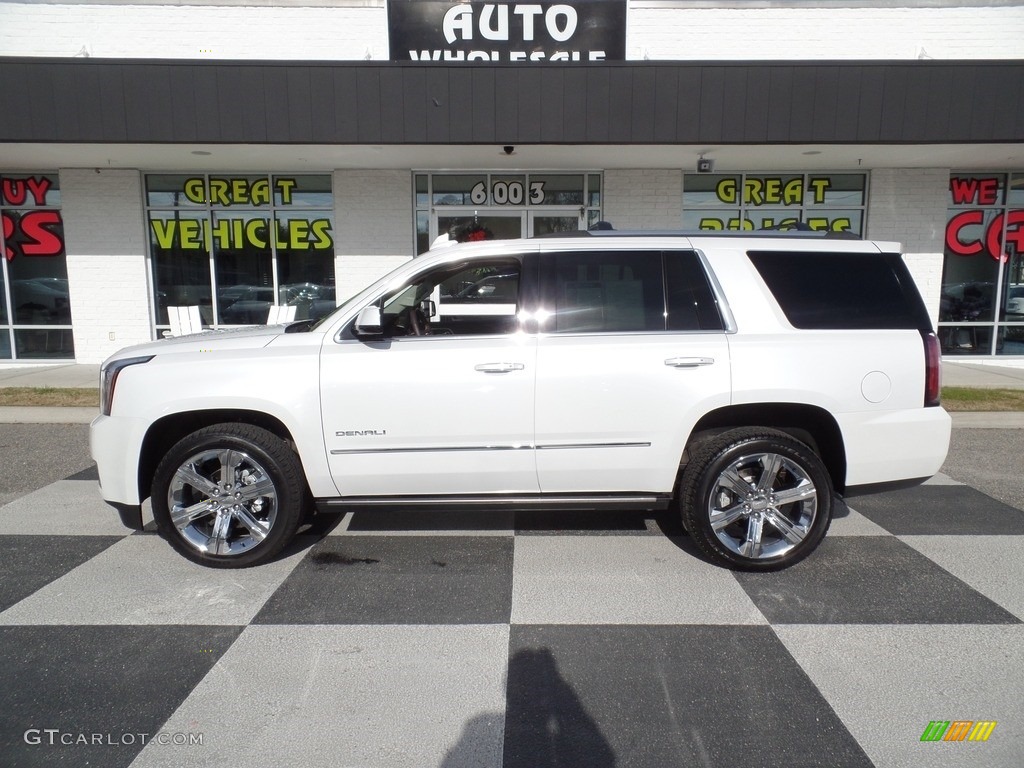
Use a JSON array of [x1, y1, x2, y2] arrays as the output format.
[[0, 479, 136, 536], [510, 535, 767, 625], [253, 535, 515, 625], [734, 537, 1022, 625], [775, 624, 1024, 768], [504, 624, 873, 768], [900, 534, 1024, 621], [0, 534, 122, 612], [131, 625, 510, 768], [849, 485, 1024, 535], [0, 534, 307, 626], [0, 625, 242, 768]]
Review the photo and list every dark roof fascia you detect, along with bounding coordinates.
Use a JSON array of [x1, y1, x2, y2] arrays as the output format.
[[1, 57, 1021, 145]]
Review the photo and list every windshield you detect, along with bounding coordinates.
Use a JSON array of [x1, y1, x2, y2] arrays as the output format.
[[299, 260, 425, 333]]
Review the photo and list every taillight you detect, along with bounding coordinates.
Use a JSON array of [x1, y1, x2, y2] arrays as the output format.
[[922, 330, 941, 407]]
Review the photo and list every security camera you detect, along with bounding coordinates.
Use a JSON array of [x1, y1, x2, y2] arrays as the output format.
[[503, 145, 515, 155], [697, 157, 714, 173]]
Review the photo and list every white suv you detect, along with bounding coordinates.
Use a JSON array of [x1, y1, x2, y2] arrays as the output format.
[[91, 231, 951, 571]]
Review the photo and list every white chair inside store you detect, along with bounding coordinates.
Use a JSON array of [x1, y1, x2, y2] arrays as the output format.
[[266, 304, 298, 324], [163, 305, 203, 337]]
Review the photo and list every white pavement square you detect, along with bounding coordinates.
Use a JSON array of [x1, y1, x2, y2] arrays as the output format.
[[131, 624, 510, 768], [0, 535, 306, 626], [510, 535, 768, 625]]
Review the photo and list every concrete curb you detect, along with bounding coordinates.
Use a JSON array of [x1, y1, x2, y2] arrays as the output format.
[[0, 406, 98, 424], [949, 411, 1024, 429]]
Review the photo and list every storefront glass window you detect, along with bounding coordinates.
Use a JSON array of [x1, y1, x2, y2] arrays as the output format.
[[275, 209, 336, 321], [415, 174, 429, 208], [413, 172, 602, 254], [530, 174, 585, 205], [432, 175, 486, 206], [588, 174, 602, 208], [682, 172, 867, 234], [0, 172, 74, 360], [940, 172, 1024, 356], [146, 174, 335, 333]]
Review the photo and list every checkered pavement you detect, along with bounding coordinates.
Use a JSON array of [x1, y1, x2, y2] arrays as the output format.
[[1, 466, 1022, 768]]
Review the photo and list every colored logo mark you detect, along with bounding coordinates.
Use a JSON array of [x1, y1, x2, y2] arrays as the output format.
[[920, 721, 997, 742]]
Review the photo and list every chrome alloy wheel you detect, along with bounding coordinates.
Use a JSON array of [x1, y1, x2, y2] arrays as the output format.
[[707, 451, 818, 560], [167, 448, 279, 557]]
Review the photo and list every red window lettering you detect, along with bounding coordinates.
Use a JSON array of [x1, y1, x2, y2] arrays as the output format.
[[2, 211, 14, 261], [0, 210, 64, 261], [949, 177, 1000, 206], [26, 176, 52, 206], [1, 178, 27, 206], [987, 210, 1024, 261], [946, 209, 1022, 262], [945, 210, 984, 256], [20, 211, 63, 256]]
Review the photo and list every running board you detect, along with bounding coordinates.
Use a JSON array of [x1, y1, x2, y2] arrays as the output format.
[[315, 493, 673, 514]]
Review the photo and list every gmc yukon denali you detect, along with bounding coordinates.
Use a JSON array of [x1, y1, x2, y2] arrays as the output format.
[[91, 231, 951, 571]]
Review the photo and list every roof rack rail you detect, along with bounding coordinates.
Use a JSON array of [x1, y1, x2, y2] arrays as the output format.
[[533, 225, 862, 240]]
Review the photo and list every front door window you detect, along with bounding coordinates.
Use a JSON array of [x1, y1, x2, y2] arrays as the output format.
[[436, 214, 524, 246]]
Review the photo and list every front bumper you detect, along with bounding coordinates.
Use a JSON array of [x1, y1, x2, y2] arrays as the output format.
[[89, 413, 148, 524]]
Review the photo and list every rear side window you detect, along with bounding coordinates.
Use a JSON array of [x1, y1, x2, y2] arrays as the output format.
[[541, 250, 723, 333], [665, 251, 725, 331], [747, 250, 931, 330]]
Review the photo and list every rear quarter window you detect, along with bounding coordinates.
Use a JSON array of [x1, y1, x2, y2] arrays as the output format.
[[747, 250, 932, 330]]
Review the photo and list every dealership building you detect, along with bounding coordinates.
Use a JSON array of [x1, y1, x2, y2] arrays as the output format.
[[0, 0, 1022, 364]]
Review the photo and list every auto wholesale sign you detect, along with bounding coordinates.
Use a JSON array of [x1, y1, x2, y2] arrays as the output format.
[[388, 0, 627, 62]]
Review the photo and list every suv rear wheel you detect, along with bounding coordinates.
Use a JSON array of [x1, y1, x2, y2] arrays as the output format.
[[151, 423, 307, 568], [680, 428, 833, 571]]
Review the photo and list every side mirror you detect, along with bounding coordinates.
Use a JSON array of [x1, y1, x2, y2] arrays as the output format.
[[353, 305, 383, 337]]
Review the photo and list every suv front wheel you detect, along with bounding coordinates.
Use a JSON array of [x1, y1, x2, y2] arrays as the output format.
[[151, 423, 307, 568], [680, 428, 833, 571]]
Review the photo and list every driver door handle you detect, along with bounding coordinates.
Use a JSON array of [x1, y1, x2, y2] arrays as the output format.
[[475, 362, 525, 373], [664, 356, 715, 368]]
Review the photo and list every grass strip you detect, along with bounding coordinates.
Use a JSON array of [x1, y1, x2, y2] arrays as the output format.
[[940, 387, 1024, 412], [0, 387, 99, 408]]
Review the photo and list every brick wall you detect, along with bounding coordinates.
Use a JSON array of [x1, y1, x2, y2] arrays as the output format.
[[604, 170, 683, 230], [60, 169, 152, 364], [866, 168, 949, 325], [627, 6, 1024, 60], [333, 170, 414, 302], [0, 3, 388, 59]]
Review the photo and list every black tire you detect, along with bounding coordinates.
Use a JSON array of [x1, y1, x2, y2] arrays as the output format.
[[151, 423, 308, 568], [680, 428, 833, 571]]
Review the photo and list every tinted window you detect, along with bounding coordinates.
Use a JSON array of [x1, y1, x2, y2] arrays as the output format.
[[544, 251, 665, 333], [748, 250, 931, 330], [665, 251, 725, 331], [380, 259, 522, 337]]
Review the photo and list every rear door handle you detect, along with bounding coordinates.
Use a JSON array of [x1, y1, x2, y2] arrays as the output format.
[[664, 357, 715, 368], [475, 362, 525, 373]]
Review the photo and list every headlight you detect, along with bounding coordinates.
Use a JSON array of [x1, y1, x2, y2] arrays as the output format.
[[100, 356, 154, 416]]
